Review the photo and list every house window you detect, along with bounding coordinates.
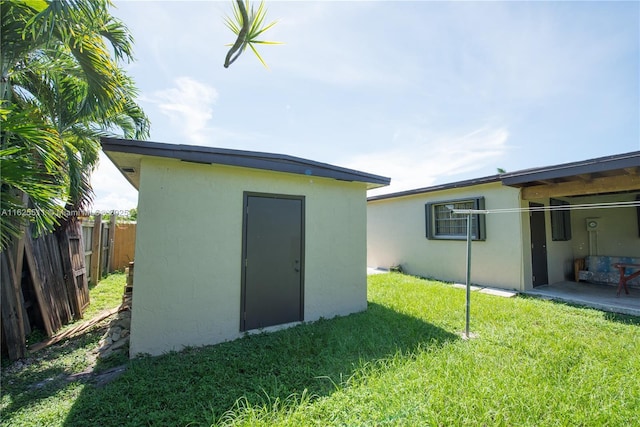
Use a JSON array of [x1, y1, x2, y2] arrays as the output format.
[[425, 197, 486, 240], [550, 198, 572, 241]]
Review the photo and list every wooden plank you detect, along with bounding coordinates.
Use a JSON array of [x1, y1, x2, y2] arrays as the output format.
[[112, 223, 136, 271], [14, 193, 29, 272], [12, 240, 29, 332], [1, 248, 27, 360], [100, 221, 109, 277], [66, 224, 84, 313], [9, 236, 30, 335], [107, 214, 117, 274], [81, 221, 92, 283], [127, 262, 134, 287], [70, 220, 90, 312], [72, 222, 89, 311], [90, 214, 102, 285], [12, 192, 31, 335], [11, 237, 25, 288], [28, 306, 120, 353], [58, 225, 82, 319], [24, 233, 55, 336], [45, 232, 73, 325], [34, 234, 64, 331]]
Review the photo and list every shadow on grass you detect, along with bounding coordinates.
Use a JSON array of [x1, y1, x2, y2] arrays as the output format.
[[0, 325, 127, 422], [602, 311, 640, 325], [62, 302, 458, 426]]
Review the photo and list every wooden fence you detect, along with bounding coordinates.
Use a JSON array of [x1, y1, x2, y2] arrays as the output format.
[[1, 221, 89, 360], [81, 215, 136, 286], [1, 216, 136, 360]]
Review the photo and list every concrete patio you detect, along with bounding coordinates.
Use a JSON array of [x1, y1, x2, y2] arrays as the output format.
[[524, 281, 640, 316]]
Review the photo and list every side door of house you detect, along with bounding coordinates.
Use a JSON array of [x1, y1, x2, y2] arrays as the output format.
[[241, 193, 304, 331], [529, 202, 549, 287]]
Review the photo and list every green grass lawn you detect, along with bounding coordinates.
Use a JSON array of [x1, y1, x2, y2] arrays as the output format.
[[2, 273, 639, 426], [83, 273, 128, 319]]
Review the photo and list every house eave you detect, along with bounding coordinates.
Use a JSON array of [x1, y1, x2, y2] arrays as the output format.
[[367, 175, 502, 202], [368, 151, 640, 202], [501, 151, 640, 187], [501, 151, 640, 199]]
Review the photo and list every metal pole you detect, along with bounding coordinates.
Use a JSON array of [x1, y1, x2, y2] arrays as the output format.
[[465, 212, 472, 338], [451, 207, 486, 339]]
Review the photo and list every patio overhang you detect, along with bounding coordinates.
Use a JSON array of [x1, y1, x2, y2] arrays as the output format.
[[501, 151, 640, 200]]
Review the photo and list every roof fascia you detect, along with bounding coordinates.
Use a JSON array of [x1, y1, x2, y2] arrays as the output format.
[[101, 138, 391, 188], [501, 151, 640, 186]]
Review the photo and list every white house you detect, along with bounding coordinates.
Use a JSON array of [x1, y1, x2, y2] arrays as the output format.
[[367, 151, 640, 291], [101, 138, 390, 357]]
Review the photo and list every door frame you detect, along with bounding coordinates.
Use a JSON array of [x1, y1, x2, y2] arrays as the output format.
[[529, 202, 549, 287], [240, 192, 305, 331]]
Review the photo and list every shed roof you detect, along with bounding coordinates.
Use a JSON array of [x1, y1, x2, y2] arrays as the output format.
[[101, 138, 391, 190]]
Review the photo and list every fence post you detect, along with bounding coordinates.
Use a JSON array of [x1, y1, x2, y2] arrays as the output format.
[[1, 246, 27, 360], [90, 214, 102, 285], [108, 214, 117, 275]]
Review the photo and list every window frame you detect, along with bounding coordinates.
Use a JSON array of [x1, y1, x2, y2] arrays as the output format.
[[425, 197, 486, 241], [550, 198, 572, 241]]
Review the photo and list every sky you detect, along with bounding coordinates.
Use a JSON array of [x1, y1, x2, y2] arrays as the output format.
[[91, 0, 640, 212]]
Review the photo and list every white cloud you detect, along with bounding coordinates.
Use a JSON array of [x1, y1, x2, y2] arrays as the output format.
[[145, 77, 219, 145], [346, 125, 510, 197], [90, 152, 138, 213]]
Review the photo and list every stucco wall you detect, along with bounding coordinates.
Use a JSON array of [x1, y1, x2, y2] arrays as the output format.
[[570, 193, 640, 258], [130, 157, 368, 357], [367, 183, 524, 290]]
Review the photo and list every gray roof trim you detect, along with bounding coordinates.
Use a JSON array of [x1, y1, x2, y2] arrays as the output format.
[[100, 138, 391, 188], [367, 175, 502, 202], [368, 150, 639, 202], [500, 151, 640, 186]]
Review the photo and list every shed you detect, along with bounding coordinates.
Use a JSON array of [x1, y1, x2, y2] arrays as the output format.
[[101, 138, 390, 357]]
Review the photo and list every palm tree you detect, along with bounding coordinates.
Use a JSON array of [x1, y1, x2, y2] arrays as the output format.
[[1, 0, 150, 250]]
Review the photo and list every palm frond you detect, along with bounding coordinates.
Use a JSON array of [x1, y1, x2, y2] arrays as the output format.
[[62, 140, 95, 212], [1, 104, 67, 248], [223, 0, 280, 68], [97, 11, 135, 62], [1, 0, 149, 245], [248, 43, 268, 69]]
